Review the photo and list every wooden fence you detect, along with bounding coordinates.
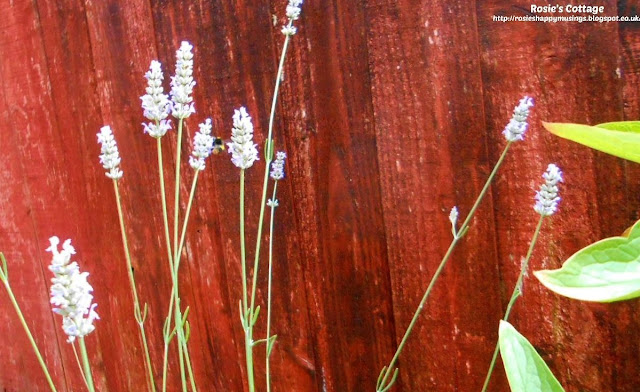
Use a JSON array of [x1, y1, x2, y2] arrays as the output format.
[[0, 0, 639, 390]]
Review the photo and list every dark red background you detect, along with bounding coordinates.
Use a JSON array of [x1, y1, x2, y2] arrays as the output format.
[[1, 0, 639, 391]]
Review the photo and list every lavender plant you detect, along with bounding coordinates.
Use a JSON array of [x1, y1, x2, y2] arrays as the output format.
[[97, 126, 156, 391], [481, 164, 563, 391], [231, 2, 303, 391], [376, 96, 535, 392]]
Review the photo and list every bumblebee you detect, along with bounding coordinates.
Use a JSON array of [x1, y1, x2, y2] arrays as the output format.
[[210, 137, 226, 154]]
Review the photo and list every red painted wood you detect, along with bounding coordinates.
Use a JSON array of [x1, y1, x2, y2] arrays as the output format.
[[0, 0, 640, 391]]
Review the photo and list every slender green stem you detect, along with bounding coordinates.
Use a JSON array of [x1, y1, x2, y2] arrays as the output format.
[[172, 172, 200, 392], [376, 142, 513, 391], [248, 21, 293, 312], [172, 117, 189, 392], [158, 137, 175, 272], [242, 23, 293, 392], [173, 118, 184, 275], [481, 215, 545, 392], [249, 165, 270, 314], [78, 338, 95, 392], [240, 170, 248, 314], [174, 297, 187, 392], [265, 182, 279, 392], [113, 180, 157, 392], [72, 341, 88, 389], [161, 341, 170, 392], [239, 169, 255, 392], [0, 255, 57, 392], [157, 136, 177, 391]]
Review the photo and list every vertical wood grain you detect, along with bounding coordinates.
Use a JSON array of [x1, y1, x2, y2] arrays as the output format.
[[1, 0, 640, 391]]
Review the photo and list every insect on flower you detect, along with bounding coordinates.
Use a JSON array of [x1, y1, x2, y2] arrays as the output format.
[[210, 137, 227, 155]]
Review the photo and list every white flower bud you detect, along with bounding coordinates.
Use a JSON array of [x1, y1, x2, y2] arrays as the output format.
[[141, 60, 172, 137], [97, 126, 123, 180], [503, 96, 534, 142], [189, 119, 215, 171], [228, 107, 259, 169], [170, 41, 196, 119], [270, 151, 287, 180], [47, 237, 99, 343], [534, 164, 563, 216]]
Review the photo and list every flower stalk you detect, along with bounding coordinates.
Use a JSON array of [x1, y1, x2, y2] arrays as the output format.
[[376, 96, 534, 392], [481, 164, 563, 391], [0, 253, 58, 392]]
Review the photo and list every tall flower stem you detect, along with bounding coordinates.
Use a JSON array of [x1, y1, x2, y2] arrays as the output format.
[[481, 215, 545, 392], [376, 142, 513, 392], [238, 169, 255, 392], [248, 20, 293, 310], [157, 137, 176, 392], [242, 25, 293, 392], [78, 337, 95, 392], [172, 172, 200, 392], [171, 117, 189, 392], [265, 182, 279, 392], [0, 254, 58, 392], [112, 181, 156, 392], [72, 341, 89, 389]]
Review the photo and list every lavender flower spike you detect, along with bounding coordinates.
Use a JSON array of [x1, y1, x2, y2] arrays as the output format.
[[534, 164, 563, 216], [502, 96, 534, 142], [170, 41, 196, 119], [282, 0, 303, 36], [189, 118, 215, 171], [97, 126, 123, 180], [270, 151, 287, 180], [47, 237, 99, 343], [141, 60, 171, 137], [228, 107, 259, 169]]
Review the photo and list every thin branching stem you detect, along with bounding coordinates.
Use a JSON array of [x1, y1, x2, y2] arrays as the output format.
[[376, 142, 513, 391], [173, 171, 200, 392], [113, 180, 156, 392], [265, 182, 279, 392], [242, 23, 293, 392], [481, 215, 545, 392]]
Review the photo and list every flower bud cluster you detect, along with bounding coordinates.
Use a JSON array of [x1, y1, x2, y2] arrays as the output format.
[[47, 237, 99, 343], [189, 118, 215, 171], [270, 151, 287, 180], [534, 163, 563, 216], [503, 96, 534, 142], [141, 60, 171, 137], [228, 107, 259, 169], [170, 41, 196, 119], [97, 126, 123, 180]]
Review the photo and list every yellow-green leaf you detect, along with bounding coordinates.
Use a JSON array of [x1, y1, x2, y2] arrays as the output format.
[[499, 321, 564, 392], [542, 121, 640, 164], [534, 220, 640, 302]]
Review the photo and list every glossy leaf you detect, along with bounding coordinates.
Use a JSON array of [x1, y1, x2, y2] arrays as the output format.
[[534, 220, 640, 302], [596, 121, 640, 133], [542, 121, 640, 163], [499, 321, 564, 392]]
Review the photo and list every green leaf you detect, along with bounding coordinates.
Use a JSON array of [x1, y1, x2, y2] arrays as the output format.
[[534, 220, 640, 302], [542, 121, 640, 163], [596, 121, 640, 133], [499, 321, 564, 392]]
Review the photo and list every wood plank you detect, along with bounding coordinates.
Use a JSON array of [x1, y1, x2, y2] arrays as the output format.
[[477, 0, 640, 390], [364, 0, 504, 390]]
